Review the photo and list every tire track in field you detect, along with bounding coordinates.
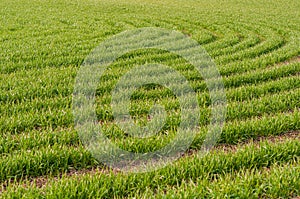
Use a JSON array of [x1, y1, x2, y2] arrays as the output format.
[[0, 56, 299, 136], [0, 130, 299, 193]]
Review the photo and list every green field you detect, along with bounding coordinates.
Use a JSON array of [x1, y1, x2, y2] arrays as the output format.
[[1, 0, 300, 198]]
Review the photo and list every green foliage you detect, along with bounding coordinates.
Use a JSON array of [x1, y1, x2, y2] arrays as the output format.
[[0, 0, 299, 197]]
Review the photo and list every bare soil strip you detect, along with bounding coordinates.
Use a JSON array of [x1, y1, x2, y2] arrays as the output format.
[[283, 55, 300, 64], [1, 130, 299, 193], [213, 130, 300, 153]]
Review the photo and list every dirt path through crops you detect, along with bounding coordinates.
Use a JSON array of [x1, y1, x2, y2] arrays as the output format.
[[1, 130, 299, 193]]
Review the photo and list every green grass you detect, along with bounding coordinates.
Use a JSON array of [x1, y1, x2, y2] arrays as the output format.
[[0, 0, 300, 198], [2, 139, 299, 198]]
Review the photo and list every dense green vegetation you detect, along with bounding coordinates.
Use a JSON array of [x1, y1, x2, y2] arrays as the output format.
[[0, 0, 299, 198]]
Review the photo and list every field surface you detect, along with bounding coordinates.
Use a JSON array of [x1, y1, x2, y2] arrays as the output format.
[[0, 0, 300, 198]]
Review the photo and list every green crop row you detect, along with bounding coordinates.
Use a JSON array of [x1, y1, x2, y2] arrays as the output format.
[[102, 109, 300, 152], [96, 60, 300, 96], [2, 138, 299, 198], [0, 145, 95, 183], [96, 74, 300, 106], [1, 55, 298, 135], [2, 79, 298, 137], [139, 162, 300, 199], [0, 128, 79, 155], [2, 106, 299, 158], [96, 86, 300, 126], [1, 0, 299, 197], [209, 24, 262, 57], [0, 107, 298, 184]]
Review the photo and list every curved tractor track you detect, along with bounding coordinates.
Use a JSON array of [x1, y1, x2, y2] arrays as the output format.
[[0, 0, 299, 198]]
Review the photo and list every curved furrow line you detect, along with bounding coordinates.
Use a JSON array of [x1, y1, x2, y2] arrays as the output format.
[[0, 128, 79, 156], [1, 53, 298, 109], [99, 99, 300, 147], [215, 24, 286, 65], [219, 43, 300, 77], [156, 18, 218, 45], [1, 136, 299, 196], [162, 18, 278, 59], [0, 66, 75, 105], [208, 23, 262, 57], [0, 18, 158, 74], [109, 109, 300, 152], [3, 102, 298, 156], [139, 161, 300, 198], [96, 60, 300, 96], [95, 86, 300, 125], [1, 71, 299, 137], [166, 16, 279, 59], [97, 74, 300, 106], [163, 17, 243, 51], [218, 23, 300, 76], [162, 17, 286, 65], [121, 17, 156, 29], [1, 0, 300, 197], [1, 53, 297, 106], [0, 145, 95, 183]]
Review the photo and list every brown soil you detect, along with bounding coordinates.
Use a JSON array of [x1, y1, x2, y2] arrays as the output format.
[[1, 130, 299, 193]]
